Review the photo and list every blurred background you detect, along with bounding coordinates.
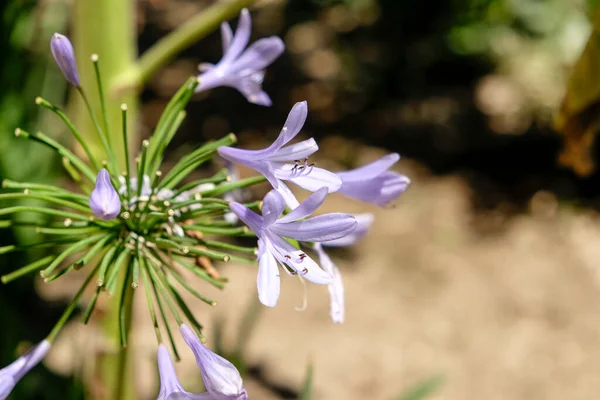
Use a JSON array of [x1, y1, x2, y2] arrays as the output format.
[[5, 0, 600, 398]]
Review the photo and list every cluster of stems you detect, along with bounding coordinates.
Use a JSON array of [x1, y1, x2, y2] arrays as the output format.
[[1, 59, 264, 357]]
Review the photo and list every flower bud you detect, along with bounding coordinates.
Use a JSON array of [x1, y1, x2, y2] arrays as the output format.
[[50, 33, 80, 86], [89, 169, 121, 220], [180, 324, 248, 399]]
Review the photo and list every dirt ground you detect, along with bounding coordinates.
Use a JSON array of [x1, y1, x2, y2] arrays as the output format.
[[41, 149, 600, 400]]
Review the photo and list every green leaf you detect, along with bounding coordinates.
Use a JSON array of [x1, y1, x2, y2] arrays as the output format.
[[299, 362, 314, 400], [395, 374, 445, 400]]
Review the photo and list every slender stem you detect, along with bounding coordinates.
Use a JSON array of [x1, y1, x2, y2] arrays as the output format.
[[47, 266, 99, 343], [77, 88, 118, 174], [115, 0, 255, 90], [92, 55, 112, 142], [121, 104, 132, 202], [115, 264, 134, 400]]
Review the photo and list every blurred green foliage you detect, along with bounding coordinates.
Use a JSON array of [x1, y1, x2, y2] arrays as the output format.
[[0, 1, 84, 398]]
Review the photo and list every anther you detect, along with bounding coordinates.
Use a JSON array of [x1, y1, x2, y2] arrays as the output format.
[[90, 54, 99, 62], [64, 218, 72, 227]]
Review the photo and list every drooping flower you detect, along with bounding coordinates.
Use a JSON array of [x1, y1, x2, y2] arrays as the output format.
[[336, 153, 410, 206], [50, 33, 80, 86], [313, 213, 374, 324], [219, 101, 341, 208], [89, 169, 121, 220], [196, 8, 284, 106], [0, 341, 50, 400], [229, 188, 357, 307], [180, 324, 248, 399]]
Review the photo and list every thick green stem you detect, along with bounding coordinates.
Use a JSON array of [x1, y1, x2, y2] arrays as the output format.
[[73, 0, 138, 170]]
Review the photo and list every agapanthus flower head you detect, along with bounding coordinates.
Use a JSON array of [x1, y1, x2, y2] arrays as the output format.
[[50, 33, 80, 86], [89, 169, 121, 220], [196, 8, 284, 106], [230, 187, 357, 307], [180, 324, 248, 399], [219, 101, 341, 208], [337, 153, 410, 206], [0, 341, 50, 400]]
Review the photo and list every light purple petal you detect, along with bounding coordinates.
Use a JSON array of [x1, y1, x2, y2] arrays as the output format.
[[228, 72, 272, 106], [157, 345, 185, 398], [180, 325, 247, 398], [336, 153, 400, 182], [261, 190, 286, 226], [89, 169, 121, 220], [217, 148, 279, 187], [217, 102, 308, 162], [285, 167, 342, 193], [265, 233, 332, 284], [257, 243, 281, 307], [262, 101, 308, 155], [323, 213, 374, 247], [229, 202, 263, 233], [0, 375, 15, 400], [314, 244, 345, 323], [50, 33, 80, 86], [278, 187, 328, 224], [338, 171, 410, 205], [266, 139, 318, 162], [0, 340, 50, 399], [220, 9, 251, 65], [274, 181, 300, 209], [231, 37, 285, 74], [270, 213, 357, 242], [220, 22, 233, 53]]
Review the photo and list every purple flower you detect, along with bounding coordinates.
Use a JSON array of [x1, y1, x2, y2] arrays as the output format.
[[196, 9, 284, 106], [337, 153, 410, 206], [229, 188, 357, 307], [50, 33, 80, 86], [1, 341, 50, 400], [89, 169, 121, 220], [219, 101, 341, 208], [180, 325, 248, 399]]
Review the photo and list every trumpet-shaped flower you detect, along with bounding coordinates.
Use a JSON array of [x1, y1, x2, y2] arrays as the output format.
[[1, 341, 50, 400], [180, 325, 248, 399], [337, 153, 410, 206], [196, 9, 284, 106], [219, 101, 341, 208], [89, 169, 121, 220], [229, 188, 357, 307], [50, 33, 80, 86]]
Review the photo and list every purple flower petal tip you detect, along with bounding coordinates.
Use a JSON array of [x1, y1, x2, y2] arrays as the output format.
[[89, 169, 121, 220], [337, 153, 410, 205], [50, 33, 80, 86], [0, 340, 50, 399], [180, 325, 247, 398]]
